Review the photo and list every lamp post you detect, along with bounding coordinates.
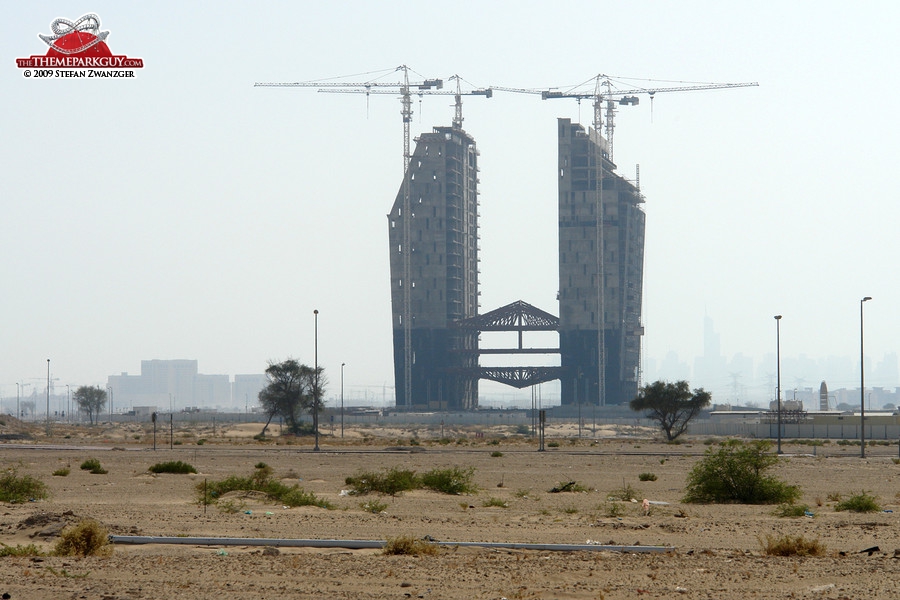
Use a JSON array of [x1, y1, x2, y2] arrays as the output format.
[[341, 362, 345, 439], [16, 383, 20, 421], [774, 315, 782, 454], [860, 296, 872, 458], [46, 359, 51, 436], [66, 385, 70, 422], [313, 309, 320, 452]]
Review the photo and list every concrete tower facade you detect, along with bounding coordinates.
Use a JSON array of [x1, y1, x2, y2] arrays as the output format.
[[388, 126, 480, 410], [557, 118, 645, 405]]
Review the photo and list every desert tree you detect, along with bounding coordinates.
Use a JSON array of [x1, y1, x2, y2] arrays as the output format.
[[73, 385, 107, 425], [257, 358, 326, 436], [630, 380, 711, 441]]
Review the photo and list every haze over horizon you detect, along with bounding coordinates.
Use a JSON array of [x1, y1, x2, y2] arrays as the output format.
[[3, 2, 898, 410]]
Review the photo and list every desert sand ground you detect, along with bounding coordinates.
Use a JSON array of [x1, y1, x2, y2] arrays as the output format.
[[2, 417, 900, 599]]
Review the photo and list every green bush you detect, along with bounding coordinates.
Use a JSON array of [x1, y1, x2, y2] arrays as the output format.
[[198, 469, 332, 509], [149, 461, 197, 474], [345, 467, 419, 496], [344, 466, 476, 496], [638, 472, 657, 482], [835, 491, 880, 513], [52, 467, 71, 477], [683, 440, 801, 504], [490, 451, 503, 458], [421, 466, 476, 495], [0, 543, 45, 557], [0, 468, 49, 503], [79, 458, 107, 474]]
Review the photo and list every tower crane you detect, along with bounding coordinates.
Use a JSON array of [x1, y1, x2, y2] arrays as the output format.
[[498, 74, 758, 162], [255, 66, 492, 409], [329, 74, 493, 130]]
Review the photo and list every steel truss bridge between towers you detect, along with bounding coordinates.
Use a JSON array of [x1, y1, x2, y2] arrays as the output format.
[[447, 300, 566, 389]]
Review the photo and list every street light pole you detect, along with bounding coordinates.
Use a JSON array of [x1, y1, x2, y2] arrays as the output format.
[[313, 309, 320, 452], [774, 315, 782, 454], [46, 359, 51, 436], [860, 296, 872, 458], [16, 383, 20, 421], [341, 362, 345, 439]]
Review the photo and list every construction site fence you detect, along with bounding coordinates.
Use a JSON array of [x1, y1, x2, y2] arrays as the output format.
[[86, 411, 900, 441], [688, 421, 900, 441]]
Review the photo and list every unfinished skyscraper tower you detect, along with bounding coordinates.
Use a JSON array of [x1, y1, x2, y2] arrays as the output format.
[[557, 118, 645, 406], [388, 125, 480, 410]]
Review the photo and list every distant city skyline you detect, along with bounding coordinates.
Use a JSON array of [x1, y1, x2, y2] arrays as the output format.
[[643, 315, 900, 408], [3, 309, 899, 412]]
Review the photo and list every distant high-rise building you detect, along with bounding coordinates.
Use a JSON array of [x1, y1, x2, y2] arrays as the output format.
[[557, 118, 645, 405], [694, 314, 727, 390], [107, 359, 248, 411], [388, 126, 480, 410]]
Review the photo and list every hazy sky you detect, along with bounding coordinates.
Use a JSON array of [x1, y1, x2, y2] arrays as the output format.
[[3, 2, 899, 407]]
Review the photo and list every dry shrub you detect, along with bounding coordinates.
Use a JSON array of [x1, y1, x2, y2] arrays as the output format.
[[760, 534, 826, 557], [53, 519, 113, 557], [148, 460, 197, 474], [382, 536, 439, 556]]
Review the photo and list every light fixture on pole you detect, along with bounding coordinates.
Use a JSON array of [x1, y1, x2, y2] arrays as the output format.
[[341, 362, 346, 439], [313, 309, 320, 452], [860, 296, 872, 459], [774, 315, 782, 454], [16, 383, 20, 421]]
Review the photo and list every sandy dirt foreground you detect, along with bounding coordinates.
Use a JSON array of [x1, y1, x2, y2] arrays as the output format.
[[2, 420, 900, 599]]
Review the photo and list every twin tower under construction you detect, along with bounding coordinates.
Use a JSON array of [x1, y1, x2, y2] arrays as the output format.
[[388, 118, 645, 410]]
